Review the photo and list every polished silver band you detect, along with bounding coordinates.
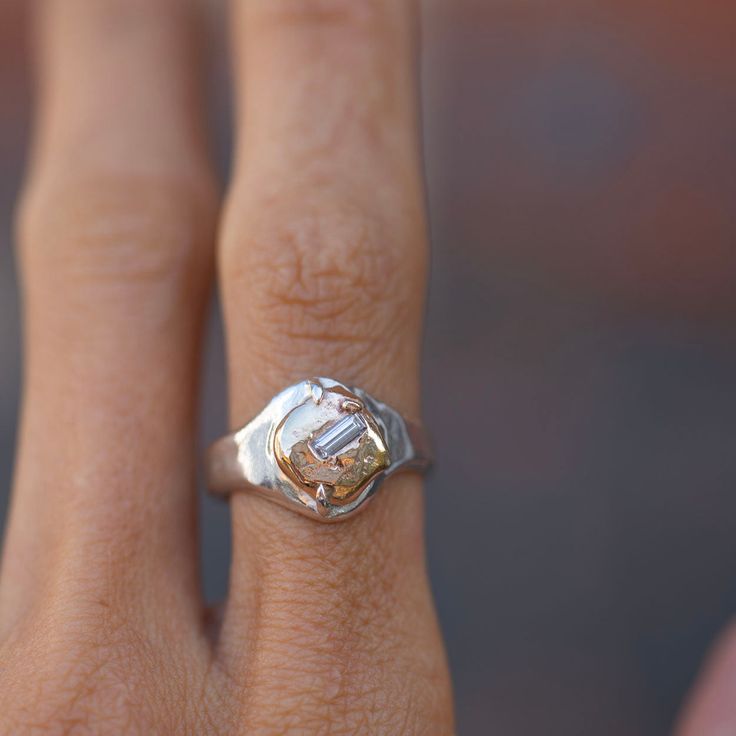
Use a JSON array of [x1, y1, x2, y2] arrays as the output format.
[[206, 378, 431, 522]]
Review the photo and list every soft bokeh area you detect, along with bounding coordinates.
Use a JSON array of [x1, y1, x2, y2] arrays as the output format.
[[3, 2, 736, 734]]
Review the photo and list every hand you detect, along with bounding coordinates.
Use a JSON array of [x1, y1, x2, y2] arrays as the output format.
[[0, 1, 454, 733]]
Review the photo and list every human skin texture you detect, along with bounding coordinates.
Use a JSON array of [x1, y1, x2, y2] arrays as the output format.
[[0, 1, 454, 734]]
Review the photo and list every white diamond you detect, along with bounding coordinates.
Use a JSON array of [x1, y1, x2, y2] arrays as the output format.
[[310, 413, 367, 459]]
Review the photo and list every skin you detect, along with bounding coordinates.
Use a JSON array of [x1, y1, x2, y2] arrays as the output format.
[[0, 0, 454, 734], [3, 2, 732, 734]]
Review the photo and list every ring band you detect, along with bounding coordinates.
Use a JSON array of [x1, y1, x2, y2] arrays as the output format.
[[206, 377, 431, 522]]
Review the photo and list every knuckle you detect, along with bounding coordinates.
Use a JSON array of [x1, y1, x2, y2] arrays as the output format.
[[18, 169, 215, 295], [224, 200, 423, 373]]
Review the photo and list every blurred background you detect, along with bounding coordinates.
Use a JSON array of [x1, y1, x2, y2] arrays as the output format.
[[3, 1, 736, 734]]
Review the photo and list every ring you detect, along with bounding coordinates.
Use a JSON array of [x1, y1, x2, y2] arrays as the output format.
[[206, 377, 431, 522]]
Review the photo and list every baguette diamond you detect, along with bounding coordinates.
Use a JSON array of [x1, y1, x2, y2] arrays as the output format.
[[309, 413, 367, 459], [273, 380, 390, 508]]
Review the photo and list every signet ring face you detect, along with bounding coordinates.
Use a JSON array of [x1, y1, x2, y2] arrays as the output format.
[[206, 378, 432, 522]]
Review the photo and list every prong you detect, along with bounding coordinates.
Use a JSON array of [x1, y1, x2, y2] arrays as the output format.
[[315, 484, 331, 516], [309, 381, 324, 404], [341, 398, 362, 414]]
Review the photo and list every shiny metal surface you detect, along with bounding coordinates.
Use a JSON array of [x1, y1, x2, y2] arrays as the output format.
[[206, 378, 431, 521]]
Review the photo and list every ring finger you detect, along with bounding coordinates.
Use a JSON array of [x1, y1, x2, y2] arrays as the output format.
[[217, 1, 453, 731]]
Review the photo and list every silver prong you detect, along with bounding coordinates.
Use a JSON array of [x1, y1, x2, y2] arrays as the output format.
[[309, 381, 324, 404]]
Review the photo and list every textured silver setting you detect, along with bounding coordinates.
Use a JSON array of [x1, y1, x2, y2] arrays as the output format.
[[206, 377, 431, 522]]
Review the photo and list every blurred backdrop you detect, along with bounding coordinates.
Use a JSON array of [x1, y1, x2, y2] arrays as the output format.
[[3, 2, 736, 734]]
